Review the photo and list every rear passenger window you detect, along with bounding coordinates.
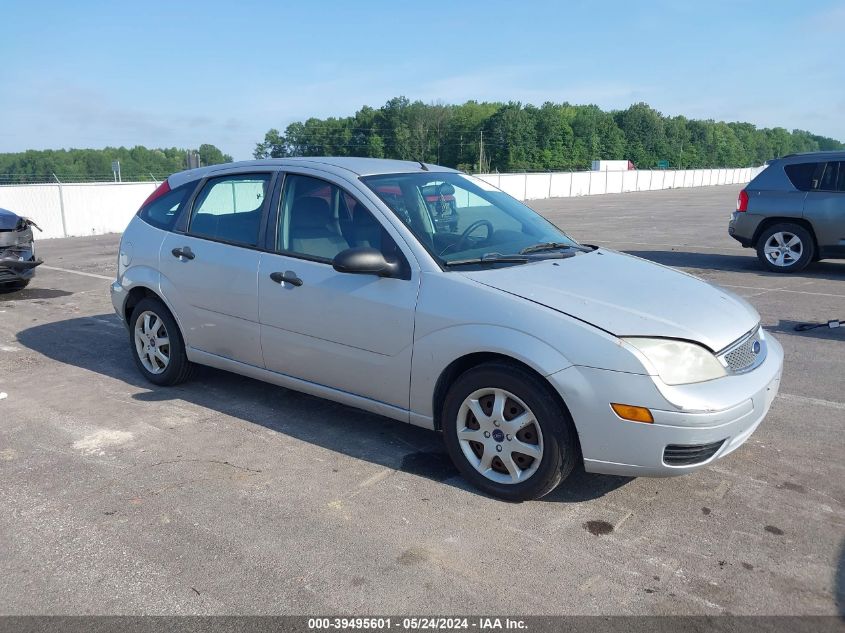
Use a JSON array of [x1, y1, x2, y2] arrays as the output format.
[[188, 174, 270, 246], [818, 162, 839, 192], [138, 183, 194, 231], [837, 162, 845, 193], [784, 162, 818, 192]]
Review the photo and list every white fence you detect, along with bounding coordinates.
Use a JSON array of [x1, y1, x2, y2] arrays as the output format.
[[0, 166, 764, 240], [0, 182, 157, 239], [474, 165, 764, 202]]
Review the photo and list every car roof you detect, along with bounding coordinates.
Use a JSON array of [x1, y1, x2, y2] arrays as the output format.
[[774, 150, 845, 164], [168, 157, 458, 188]]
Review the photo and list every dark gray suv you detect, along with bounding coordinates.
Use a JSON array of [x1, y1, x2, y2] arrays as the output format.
[[729, 151, 845, 272]]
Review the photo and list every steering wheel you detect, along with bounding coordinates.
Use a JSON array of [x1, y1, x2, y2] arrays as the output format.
[[455, 219, 494, 251]]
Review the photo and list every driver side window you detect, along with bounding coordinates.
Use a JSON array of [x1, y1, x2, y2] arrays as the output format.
[[276, 174, 405, 268]]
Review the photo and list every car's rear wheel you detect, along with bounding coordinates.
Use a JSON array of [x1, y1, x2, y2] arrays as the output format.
[[129, 297, 194, 386], [442, 362, 579, 501], [755, 223, 814, 273]]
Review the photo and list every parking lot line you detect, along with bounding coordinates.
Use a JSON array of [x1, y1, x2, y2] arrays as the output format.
[[777, 392, 845, 410], [721, 284, 845, 298], [40, 264, 113, 281]]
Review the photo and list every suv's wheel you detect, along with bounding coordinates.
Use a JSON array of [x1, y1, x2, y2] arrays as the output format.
[[756, 223, 814, 273], [441, 362, 579, 501], [129, 297, 194, 386]]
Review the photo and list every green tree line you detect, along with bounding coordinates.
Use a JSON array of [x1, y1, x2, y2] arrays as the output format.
[[0, 144, 232, 183], [254, 98, 844, 172]]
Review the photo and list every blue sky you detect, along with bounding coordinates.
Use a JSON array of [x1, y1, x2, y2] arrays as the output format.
[[1, 0, 843, 160]]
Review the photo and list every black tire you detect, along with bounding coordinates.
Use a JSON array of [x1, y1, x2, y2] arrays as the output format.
[[441, 361, 580, 501], [755, 223, 814, 273], [129, 297, 195, 386], [0, 279, 29, 291]]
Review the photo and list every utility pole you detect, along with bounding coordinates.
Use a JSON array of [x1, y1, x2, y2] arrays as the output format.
[[53, 173, 68, 238], [478, 130, 488, 173]]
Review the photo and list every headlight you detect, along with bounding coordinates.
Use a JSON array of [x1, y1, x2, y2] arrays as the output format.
[[623, 338, 726, 385]]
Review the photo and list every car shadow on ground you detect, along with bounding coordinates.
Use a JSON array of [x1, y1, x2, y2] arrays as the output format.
[[0, 286, 74, 299], [625, 250, 845, 280], [16, 314, 631, 503]]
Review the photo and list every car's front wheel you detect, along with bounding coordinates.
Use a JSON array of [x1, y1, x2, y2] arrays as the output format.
[[756, 223, 814, 273], [0, 279, 30, 291], [442, 362, 579, 501], [129, 297, 195, 386]]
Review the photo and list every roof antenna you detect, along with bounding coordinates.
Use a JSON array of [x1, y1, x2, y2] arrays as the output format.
[[418, 160, 429, 171]]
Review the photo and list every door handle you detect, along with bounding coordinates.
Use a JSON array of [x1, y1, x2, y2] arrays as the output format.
[[171, 247, 195, 260], [270, 271, 303, 287]]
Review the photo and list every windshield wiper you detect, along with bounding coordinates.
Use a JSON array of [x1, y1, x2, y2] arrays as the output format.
[[444, 253, 530, 267], [519, 241, 578, 255]]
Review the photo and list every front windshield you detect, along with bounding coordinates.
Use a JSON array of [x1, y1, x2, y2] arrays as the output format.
[[360, 172, 580, 266]]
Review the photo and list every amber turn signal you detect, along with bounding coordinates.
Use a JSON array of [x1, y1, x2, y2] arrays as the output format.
[[610, 403, 654, 424]]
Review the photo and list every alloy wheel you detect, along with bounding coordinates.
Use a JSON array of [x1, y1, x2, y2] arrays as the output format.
[[133, 310, 171, 374], [763, 231, 803, 268], [456, 388, 544, 484]]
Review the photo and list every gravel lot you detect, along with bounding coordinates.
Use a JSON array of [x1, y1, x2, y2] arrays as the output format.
[[1, 185, 843, 615]]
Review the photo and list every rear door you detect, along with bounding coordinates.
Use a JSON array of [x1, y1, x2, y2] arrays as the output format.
[[159, 171, 275, 367], [803, 161, 845, 255], [257, 171, 419, 410]]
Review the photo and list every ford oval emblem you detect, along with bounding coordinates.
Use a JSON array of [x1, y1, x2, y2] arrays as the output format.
[[751, 340, 762, 355]]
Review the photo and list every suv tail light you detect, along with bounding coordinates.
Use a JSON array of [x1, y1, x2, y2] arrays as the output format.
[[140, 180, 171, 209], [736, 189, 749, 212]]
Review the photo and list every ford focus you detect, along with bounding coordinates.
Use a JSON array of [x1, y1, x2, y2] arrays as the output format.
[[112, 158, 783, 501]]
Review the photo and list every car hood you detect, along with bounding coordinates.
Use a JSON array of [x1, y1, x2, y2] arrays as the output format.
[[460, 249, 759, 352], [0, 208, 21, 231]]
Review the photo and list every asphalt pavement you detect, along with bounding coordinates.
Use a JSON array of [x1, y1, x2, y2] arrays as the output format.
[[0, 185, 843, 615]]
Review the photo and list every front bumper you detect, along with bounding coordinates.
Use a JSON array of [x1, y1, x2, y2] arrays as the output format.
[[550, 332, 784, 477], [0, 255, 42, 283]]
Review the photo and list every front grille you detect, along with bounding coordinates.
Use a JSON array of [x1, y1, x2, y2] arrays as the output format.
[[720, 327, 765, 373], [663, 440, 725, 466]]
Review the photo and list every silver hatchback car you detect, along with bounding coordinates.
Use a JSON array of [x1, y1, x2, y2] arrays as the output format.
[[112, 158, 783, 501]]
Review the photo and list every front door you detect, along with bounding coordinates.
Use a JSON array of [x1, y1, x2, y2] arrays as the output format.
[[258, 172, 418, 410], [159, 172, 273, 367]]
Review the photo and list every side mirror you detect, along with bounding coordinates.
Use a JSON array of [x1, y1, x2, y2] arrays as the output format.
[[332, 247, 399, 277]]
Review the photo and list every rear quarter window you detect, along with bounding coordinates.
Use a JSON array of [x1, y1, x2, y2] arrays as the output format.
[[783, 162, 819, 192], [138, 182, 196, 231]]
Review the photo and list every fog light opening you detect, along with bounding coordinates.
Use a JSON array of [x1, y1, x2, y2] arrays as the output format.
[[610, 403, 654, 424]]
